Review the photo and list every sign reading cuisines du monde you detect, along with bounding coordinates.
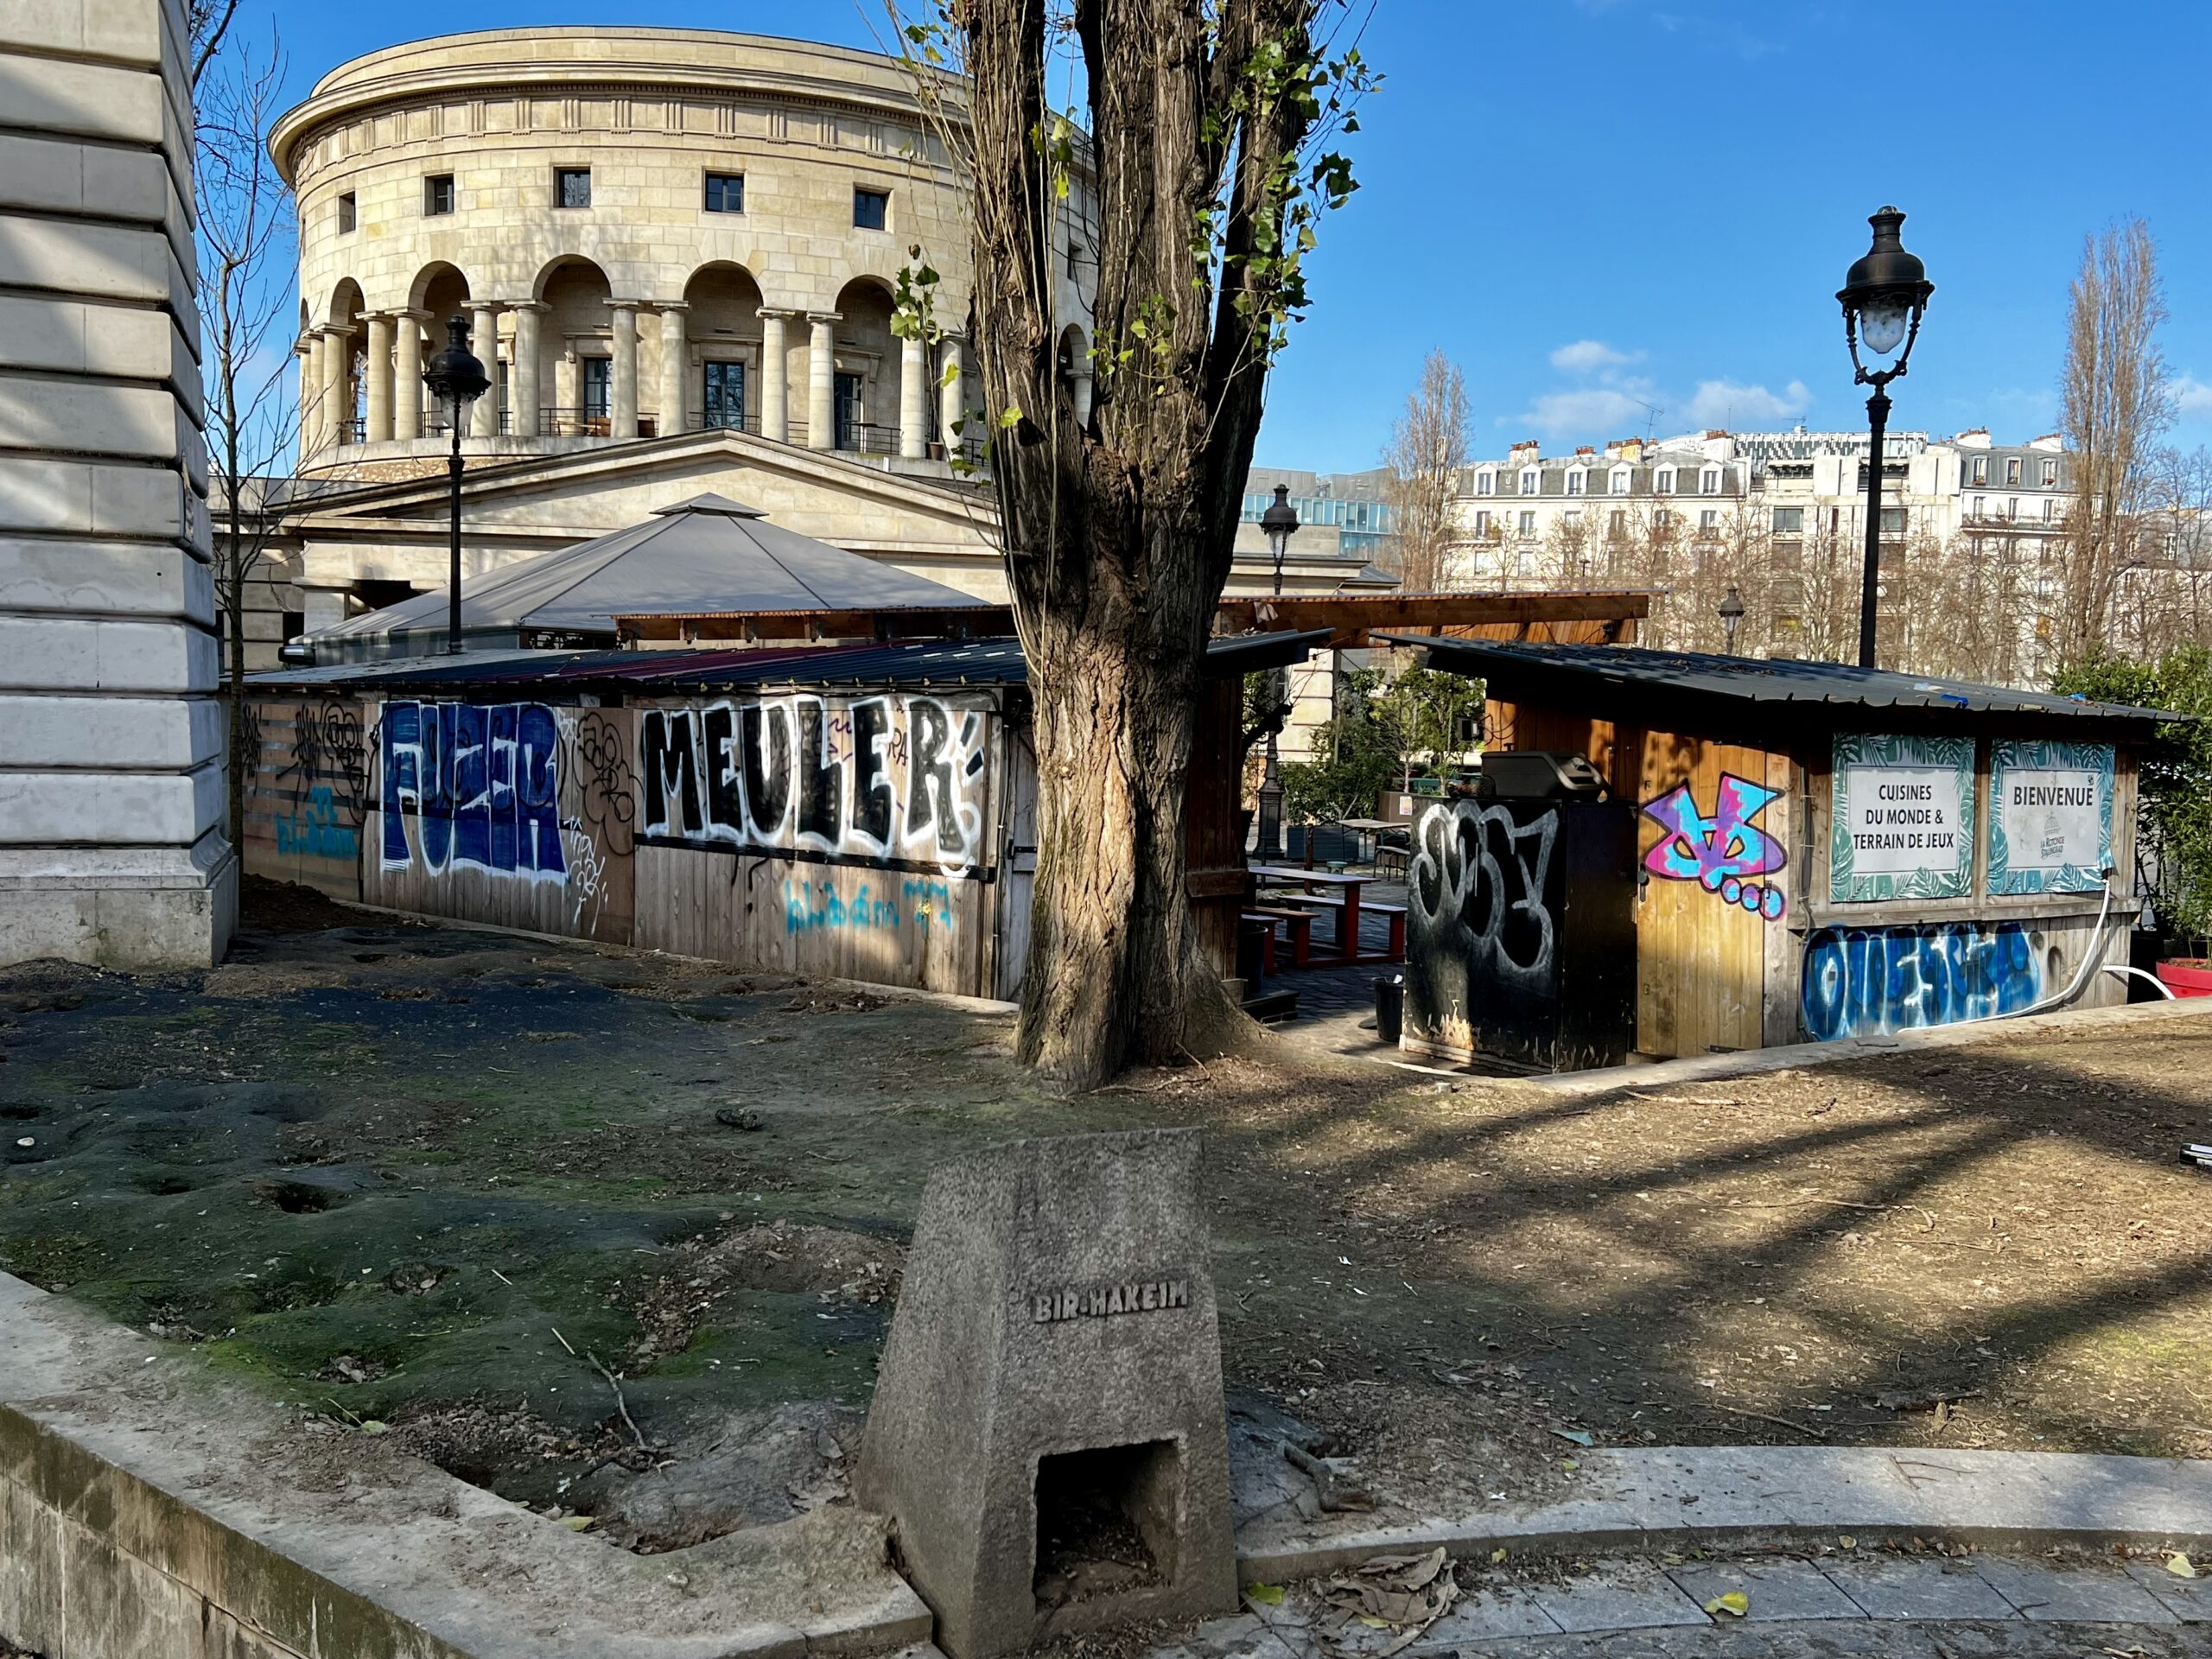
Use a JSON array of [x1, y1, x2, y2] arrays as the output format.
[[1829, 734, 2113, 901]]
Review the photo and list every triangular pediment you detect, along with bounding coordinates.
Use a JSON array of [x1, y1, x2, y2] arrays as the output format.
[[288, 429, 1000, 557]]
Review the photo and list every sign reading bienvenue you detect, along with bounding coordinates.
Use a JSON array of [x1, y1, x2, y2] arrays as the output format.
[[1988, 741, 2113, 894], [1830, 734, 1975, 902]]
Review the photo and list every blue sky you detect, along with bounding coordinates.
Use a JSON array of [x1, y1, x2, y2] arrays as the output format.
[[260, 0, 2212, 472]]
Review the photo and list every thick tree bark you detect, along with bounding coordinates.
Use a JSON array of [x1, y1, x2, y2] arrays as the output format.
[[957, 0, 1318, 1088]]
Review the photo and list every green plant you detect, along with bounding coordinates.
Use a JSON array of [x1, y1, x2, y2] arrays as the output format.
[[2053, 645, 2212, 945]]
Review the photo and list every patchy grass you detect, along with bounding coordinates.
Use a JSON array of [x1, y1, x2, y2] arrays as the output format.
[[3, 879, 2209, 1534]]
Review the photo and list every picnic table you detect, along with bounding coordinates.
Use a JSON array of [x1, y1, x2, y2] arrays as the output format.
[[1248, 864, 1406, 966]]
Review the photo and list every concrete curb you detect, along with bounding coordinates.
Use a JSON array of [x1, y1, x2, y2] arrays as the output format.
[[0, 1273, 932, 1659], [1236, 1444, 2212, 1585], [1518, 993, 2212, 1099]]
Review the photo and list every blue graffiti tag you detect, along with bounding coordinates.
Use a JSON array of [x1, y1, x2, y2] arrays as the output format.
[[382, 702, 565, 880], [781, 879, 902, 935], [275, 784, 359, 860], [900, 878, 955, 932], [1801, 922, 2042, 1042]]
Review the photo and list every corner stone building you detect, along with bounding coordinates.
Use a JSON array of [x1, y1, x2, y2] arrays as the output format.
[[0, 0, 235, 968], [262, 28, 1102, 639]]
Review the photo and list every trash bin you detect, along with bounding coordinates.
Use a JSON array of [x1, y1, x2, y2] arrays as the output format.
[[1374, 975, 1403, 1045]]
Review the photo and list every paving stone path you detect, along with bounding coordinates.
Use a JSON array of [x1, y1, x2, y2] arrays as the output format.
[[1154, 1549, 2209, 1659]]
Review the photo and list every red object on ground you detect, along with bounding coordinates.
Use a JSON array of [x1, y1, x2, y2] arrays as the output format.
[[2155, 957, 2212, 997]]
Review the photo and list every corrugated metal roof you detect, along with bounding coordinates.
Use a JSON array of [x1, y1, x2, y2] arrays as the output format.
[[249, 630, 1331, 696], [1380, 635, 2182, 729]]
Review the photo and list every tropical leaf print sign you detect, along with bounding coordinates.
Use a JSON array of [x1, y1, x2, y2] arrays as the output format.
[[1829, 734, 1974, 903]]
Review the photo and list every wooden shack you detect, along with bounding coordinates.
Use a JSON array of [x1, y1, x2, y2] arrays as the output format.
[[1382, 637, 2181, 1061]]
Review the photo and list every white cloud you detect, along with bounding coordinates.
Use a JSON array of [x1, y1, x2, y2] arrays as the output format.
[[1685, 378, 1812, 428], [1517, 389, 1656, 439], [1550, 339, 1638, 374], [2177, 374, 2212, 415]]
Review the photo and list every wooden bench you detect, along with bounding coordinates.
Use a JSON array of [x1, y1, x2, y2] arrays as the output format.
[[1243, 906, 1317, 969], [1259, 893, 1408, 963]]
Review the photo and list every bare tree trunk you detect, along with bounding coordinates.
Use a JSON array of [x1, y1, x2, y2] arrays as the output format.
[[943, 0, 1355, 1086], [2056, 218, 2171, 670]]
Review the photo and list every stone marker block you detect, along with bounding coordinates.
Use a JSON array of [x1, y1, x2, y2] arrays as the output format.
[[857, 1128, 1238, 1659]]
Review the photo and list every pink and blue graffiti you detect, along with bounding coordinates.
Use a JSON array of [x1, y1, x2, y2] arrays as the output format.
[[1640, 772, 1788, 921]]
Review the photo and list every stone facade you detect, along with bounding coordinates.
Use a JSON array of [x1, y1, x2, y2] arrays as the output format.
[[270, 29, 1095, 473], [0, 0, 235, 968]]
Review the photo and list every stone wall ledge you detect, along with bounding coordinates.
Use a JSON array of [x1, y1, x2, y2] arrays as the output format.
[[0, 1272, 936, 1659]]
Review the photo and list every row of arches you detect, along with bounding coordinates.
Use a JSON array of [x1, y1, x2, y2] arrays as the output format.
[[301, 257, 1095, 465], [301, 259, 965, 461]]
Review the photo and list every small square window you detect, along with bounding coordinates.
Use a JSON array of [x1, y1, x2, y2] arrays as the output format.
[[854, 187, 889, 231], [1520, 469, 1538, 495], [338, 192, 357, 233], [705, 173, 745, 213], [1475, 472, 1493, 497], [1880, 506, 1907, 535], [1656, 468, 1675, 494], [424, 175, 454, 216], [1772, 506, 1803, 534], [1565, 471, 1585, 496], [1700, 468, 1720, 494], [556, 168, 592, 209]]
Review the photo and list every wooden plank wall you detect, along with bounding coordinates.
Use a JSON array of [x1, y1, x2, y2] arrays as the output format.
[[242, 688, 1018, 1000], [239, 696, 371, 901], [1485, 702, 1786, 1059]]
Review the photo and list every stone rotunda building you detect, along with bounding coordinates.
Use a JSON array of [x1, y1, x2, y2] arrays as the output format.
[[242, 27, 1379, 656], [271, 28, 1083, 474]]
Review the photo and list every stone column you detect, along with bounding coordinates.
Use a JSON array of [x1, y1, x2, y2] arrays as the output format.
[[0, 0, 235, 967], [297, 334, 321, 457], [362, 314, 395, 442], [467, 302, 501, 437], [509, 302, 543, 440], [657, 303, 689, 435], [939, 333, 966, 460], [608, 302, 639, 440], [319, 325, 350, 446], [555, 348, 577, 434], [806, 311, 840, 450], [899, 333, 927, 460], [1070, 361, 1094, 429], [759, 308, 792, 442], [392, 311, 425, 441]]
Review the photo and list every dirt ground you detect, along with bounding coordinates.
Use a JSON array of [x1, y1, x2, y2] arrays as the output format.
[[3, 879, 2208, 1548]]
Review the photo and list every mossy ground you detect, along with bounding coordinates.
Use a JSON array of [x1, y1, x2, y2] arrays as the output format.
[[4, 881, 2209, 1521]]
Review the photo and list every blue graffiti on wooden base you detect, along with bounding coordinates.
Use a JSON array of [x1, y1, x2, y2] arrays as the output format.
[[382, 701, 566, 880], [276, 784, 359, 860], [1802, 921, 2042, 1041]]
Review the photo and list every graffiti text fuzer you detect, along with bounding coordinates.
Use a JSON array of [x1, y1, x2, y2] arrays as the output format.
[[1801, 921, 2043, 1042], [639, 694, 989, 874], [381, 702, 566, 880]]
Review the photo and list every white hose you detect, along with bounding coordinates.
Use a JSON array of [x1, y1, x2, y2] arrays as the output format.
[[2103, 963, 2177, 1000]]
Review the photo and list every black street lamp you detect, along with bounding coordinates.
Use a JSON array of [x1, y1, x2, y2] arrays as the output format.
[[1718, 585, 1746, 653], [1255, 485, 1300, 860], [1837, 206, 1934, 671], [1261, 482, 1300, 598], [422, 317, 489, 654]]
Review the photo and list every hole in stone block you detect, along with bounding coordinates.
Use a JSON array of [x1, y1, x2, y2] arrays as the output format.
[[1033, 1440, 1178, 1609]]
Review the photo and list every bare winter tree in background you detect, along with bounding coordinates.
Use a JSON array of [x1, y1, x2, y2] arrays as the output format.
[[2053, 218, 2172, 670], [895, 0, 1369, 1087], [1382, 349, 1469, 589], [193, 5, 300, 842]]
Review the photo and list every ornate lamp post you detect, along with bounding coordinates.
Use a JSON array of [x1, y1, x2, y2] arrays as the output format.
[[1255, 485, 1300, 859], [1718, 586, 1745, 653], [1837, 206, 1934, 670], [422, 317, 489, 654]]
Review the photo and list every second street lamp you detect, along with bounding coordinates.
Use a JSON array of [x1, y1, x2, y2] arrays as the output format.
[[1719, 586, 1746, 654], [1837, 205, 1934, 671], [422, 317, 489, 654], [1255, 486, 1300, 859]]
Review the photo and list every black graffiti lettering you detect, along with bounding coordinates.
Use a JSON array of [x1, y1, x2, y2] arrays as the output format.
[[702, 704, 744, 837], [796, 698, 842, 843], [742, 703, 792, 836], [643, 709, 703, 836], [906, 696, 963, 858], [849, 697, 894, 848]]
